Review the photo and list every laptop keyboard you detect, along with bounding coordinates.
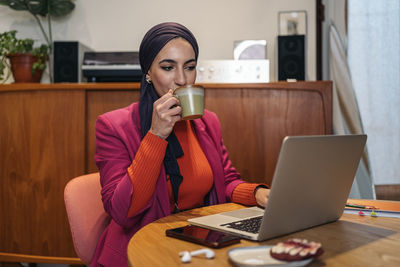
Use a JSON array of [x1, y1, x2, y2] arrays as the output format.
[[220, 216, 263, 234]]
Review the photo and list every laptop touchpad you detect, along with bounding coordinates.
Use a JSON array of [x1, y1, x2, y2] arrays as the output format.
[[221, 208, 264, 219]]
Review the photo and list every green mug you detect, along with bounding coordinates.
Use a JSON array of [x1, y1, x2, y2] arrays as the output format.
[[174, 85, 204, 120]]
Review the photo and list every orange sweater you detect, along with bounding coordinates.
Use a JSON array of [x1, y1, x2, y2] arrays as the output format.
[[169, 121, 214, 211], [127, 121, 261, 217]]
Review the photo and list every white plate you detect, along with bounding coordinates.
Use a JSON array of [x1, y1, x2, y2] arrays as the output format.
[[227, 246, 313, 267]]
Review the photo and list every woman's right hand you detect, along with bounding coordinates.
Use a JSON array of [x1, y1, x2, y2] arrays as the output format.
[[149, 89, 182, 139]]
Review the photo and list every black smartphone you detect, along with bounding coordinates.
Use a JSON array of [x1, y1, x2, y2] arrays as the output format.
[[165, 225, 241, 248]]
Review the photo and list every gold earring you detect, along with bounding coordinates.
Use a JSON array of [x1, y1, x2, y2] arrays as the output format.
[[145, 75, 152, 84]]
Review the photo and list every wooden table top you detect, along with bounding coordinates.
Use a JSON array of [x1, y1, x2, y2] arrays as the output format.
[[127, 201, 400, 266]]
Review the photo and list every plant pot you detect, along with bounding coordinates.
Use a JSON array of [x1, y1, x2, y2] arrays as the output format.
[[8, 53, 44, 83]]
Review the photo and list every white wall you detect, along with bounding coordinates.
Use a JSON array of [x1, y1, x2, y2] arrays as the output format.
[[0, 0, 316, 82]]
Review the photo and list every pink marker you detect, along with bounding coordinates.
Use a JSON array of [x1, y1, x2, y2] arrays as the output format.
[[358, 211, 365, 216]]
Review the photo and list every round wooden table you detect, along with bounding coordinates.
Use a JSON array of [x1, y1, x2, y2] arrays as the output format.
[[127, 201, 400, 266]]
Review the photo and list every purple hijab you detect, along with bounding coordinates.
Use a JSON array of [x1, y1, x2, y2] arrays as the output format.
[[137, 22, 199, 212]]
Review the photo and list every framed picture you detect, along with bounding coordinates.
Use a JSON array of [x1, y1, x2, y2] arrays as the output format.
[[279, 11, 307, 35]]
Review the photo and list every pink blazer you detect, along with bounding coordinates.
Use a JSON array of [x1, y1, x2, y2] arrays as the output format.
[[91, 102, 244, 267]]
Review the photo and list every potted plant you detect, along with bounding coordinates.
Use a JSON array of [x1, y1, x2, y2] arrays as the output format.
[[0, 0, 75, 82], [0, 30, 49, 83]]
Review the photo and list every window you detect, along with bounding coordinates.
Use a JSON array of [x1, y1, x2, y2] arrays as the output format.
[[348, 0, 400, 185]]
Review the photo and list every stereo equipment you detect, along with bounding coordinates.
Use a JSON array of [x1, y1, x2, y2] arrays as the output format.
[[196, 59, 269, 83], [82, 52, 142, 82], [53, 41, 91, 83], [277, 35, 305, 81]]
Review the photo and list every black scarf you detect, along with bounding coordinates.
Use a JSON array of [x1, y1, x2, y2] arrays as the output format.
[[136, 22, 199, 213]]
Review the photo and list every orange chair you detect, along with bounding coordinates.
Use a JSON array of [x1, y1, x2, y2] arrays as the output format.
[[64, 173, 111, 264]]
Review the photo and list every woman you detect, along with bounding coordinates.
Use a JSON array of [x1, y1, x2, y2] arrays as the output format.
[[91, 22, 270, 267]]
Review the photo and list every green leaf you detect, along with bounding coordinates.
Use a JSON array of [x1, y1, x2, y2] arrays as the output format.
[[49, 0, 75, 17], [0, 0, 46, 15], [0, 0, 75, 17], [0, 0, 12, 6], [27, 0, 48, 16], [0, 0, 29, 11]]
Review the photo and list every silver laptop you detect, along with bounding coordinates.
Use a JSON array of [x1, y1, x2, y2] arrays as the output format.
[[188, 134, 367, 241]]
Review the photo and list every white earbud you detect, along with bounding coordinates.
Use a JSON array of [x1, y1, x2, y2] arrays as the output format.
[[190, 248, 215, 259], [179, 248, 215, 263], [179, 251, 191, 263]]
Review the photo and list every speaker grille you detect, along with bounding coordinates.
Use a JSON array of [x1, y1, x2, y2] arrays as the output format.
[[278, 35, 305, 81], [54, 42, 79, 82]]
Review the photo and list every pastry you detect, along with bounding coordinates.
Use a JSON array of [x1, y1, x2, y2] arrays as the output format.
[[270, 238, 323, 261]]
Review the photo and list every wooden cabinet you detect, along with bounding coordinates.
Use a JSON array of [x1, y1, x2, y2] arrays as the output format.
[[204, 82, 332, 185], [0, 81, 331, 263]]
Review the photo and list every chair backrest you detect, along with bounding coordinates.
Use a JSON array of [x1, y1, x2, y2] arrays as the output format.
[[64, 172, 110, 264]]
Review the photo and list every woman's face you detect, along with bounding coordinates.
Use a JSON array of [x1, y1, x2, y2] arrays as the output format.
[[147, 37, 197, 97]]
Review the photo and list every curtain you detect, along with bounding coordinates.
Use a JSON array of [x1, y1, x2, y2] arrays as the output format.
[[347, 0, 400, 186], [329, 23, 375, 199]]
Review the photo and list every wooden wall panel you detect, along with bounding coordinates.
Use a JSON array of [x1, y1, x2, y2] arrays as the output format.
[[375, 184, 400, 201], [205, 83, 331, 185], [0, 81, 331, 262], [86, 90, 140, 173], [0, 90, 85, 257]]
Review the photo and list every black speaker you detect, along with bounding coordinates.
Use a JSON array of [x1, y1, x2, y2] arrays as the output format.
[[278, 35, 305, 81], [53, 41, 91, 82]]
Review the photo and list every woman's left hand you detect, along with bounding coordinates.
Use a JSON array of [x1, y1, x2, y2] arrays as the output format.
[[255, 188, 270, 207]]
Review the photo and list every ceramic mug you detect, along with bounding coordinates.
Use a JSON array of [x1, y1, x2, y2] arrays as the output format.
[[174, 85, 204, 120]]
